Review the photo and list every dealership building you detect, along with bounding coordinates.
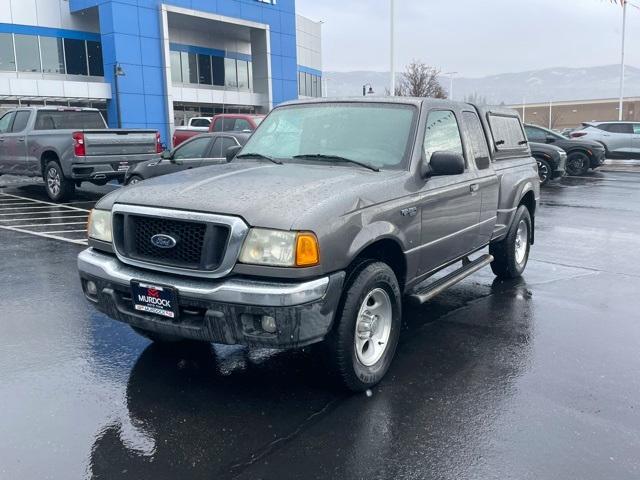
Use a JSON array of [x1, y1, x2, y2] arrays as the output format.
[[0, 0, 323, 144]]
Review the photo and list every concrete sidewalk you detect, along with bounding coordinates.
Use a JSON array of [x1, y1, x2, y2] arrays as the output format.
[[600, 159, 640, 173]]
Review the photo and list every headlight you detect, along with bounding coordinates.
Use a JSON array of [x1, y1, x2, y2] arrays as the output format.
[[87, 209, 113, 242], [239, 228, 319, 267]]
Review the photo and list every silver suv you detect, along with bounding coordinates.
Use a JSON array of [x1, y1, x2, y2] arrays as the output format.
[[571, 122, 640, 160]]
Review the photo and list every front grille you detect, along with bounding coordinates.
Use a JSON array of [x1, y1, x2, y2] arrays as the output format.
[[113, 212, 230, 271]]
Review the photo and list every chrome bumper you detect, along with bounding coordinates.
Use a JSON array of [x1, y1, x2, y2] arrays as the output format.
[[78, 248, 331, 307]]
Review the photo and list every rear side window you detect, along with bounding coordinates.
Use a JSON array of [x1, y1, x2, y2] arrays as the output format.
[[423, 110, 464, 165], [34, 110, 106, 130], [607, 123, 633, 134], [490, 115, 527, 150], [462, 111, 490, 169], [234, 119, 252, 131], [213, 118, 237, 132], [634, 124, 640, 135], [11, 111, 31, 132]]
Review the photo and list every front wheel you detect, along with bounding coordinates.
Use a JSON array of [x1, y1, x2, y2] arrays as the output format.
[[44, 160, 75, 202], [536, 158, 551, 186], [324, 261, 401, 392], [490, 205, 532, 279], [566, 152, 590, 176]]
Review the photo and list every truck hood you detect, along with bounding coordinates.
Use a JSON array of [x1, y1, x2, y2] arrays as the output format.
[[97, 161, 404, 230]]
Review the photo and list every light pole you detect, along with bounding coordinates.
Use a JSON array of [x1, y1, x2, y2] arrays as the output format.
[[618, 0, 628, 121], [444, 71, 458, 101], [389, 0, 395, 96], [113, 63, 126, 128], [362, 84, 375, 97]]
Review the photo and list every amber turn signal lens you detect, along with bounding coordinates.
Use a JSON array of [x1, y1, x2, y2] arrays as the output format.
[[295, 232, 320, 267]]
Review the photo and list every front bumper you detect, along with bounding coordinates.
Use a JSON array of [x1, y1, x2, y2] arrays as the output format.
[[553, 154, 567, 179], [78, 248, 345, 349], [590, 150, 606, 168]]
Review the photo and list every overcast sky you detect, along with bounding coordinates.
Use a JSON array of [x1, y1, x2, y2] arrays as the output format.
[[297, 0, 640, 77]]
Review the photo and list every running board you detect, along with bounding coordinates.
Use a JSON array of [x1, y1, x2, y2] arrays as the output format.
[[409, 254, 494, 305]]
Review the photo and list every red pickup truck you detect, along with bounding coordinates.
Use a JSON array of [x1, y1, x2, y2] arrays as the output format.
[[172, 113, 264, 147]]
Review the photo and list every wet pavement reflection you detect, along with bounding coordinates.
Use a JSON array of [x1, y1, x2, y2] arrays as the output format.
[[2, 172, 640, 479]]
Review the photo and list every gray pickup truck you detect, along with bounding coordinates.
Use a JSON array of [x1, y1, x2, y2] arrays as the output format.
[[78, 98, 539, 391], [0, 107, 162, 201]]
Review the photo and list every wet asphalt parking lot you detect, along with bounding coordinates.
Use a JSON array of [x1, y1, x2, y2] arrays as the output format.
[[1, 171, 640, 480]]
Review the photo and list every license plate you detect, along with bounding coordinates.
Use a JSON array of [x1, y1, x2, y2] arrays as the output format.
[[131, 281, 178, 319]]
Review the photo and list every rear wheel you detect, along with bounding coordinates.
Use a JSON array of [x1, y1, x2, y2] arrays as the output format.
[[566, 152, 590, 176], [490, 205, 532, 279], [324, 261, 401, 392], [536, 158, 551, 186], [43, 160, 75, 202]]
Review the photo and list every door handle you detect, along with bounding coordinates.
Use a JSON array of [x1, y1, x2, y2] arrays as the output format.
[[470, 184, 479, 193]]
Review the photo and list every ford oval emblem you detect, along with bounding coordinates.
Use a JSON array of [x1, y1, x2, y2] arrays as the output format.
[[151, 234, 177, 249]]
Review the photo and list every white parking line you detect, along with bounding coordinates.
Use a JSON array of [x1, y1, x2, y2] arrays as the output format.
[[0, 225, 88, 245], [0, 193, 89, 212], [16, 222, 87, 228], [0, 215, 88, 222], [45, 229, 87, 234], [0, 210, 71, 216], [0, 205, 80, 211]]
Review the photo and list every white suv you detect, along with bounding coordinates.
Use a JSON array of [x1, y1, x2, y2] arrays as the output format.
[[570, 122, 640, 160]]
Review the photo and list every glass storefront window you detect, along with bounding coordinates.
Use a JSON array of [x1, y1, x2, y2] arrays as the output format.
[[40, 37, 65, 74], [64, 38, 87, 75], [225, 58, 237, 88], [198, 54, 212, 85], [170, 51, 182, 83], [14, 34, 41, 72], [212, 56, 225, 86], [237, 60, 248, 90], [181, 51, 198, 84], [0, 34, 15, 72], [86, 41, 103, 76]]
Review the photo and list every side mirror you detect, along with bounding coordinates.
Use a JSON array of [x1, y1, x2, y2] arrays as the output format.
[[546, 135, 556, 143], [424, 151, 466, 177], [161, 150, 172, 160], [226, 145, 242, 162]]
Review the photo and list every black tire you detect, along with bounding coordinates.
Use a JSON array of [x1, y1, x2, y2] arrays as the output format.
[[43, 160, 75, 202], [565, 152, 590, 176], [126, 174, 144, 186], [323, 261, 402, 392], [490, 205, 532, 279], [131, 326, 194, 344], [536, 158, 551, 186]]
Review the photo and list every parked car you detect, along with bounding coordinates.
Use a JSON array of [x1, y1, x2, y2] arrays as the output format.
[[175, 116, 212, 131], [529, 142, 566, 185], [172, 113, 264, 147], [0, 107, 162, 201], [569, 121, 640, 160], [125, 132, 250, 185], [79, 98, 539, 391], [524, 124, 606, 176]]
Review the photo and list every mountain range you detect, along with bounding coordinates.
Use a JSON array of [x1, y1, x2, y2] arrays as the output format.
[[324, 64, 640, 105]]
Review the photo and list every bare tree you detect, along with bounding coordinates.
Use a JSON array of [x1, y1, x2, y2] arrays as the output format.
[[389, 60, 447, 98]]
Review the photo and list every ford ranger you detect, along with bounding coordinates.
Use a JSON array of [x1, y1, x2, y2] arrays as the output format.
[[0, 107, 163, 201], [78, 98, 539, 391]]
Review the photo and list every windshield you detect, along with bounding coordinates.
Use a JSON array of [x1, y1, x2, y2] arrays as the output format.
[[240, 103, 416, 170]]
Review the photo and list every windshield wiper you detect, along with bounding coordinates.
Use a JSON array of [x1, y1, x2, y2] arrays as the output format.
[[235, 153, 283, 165], [293, 153, 380, 172]]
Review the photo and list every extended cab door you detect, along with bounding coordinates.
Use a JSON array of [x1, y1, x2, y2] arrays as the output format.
[[461, 109, 498, 246], [416, 109, 483, 276]]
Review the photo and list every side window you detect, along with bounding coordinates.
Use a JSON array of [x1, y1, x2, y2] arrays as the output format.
[[608, 123, 633, 134], [524, 125, 547, 143], [634, 124, 640, 135], [210, 136, 239, 158], [0, 112, 15, 133], [462, 111, 490, 169], [234, 119, 252, 131], [423, 110, 464, 165], [489, 115, 528, 150], [191, 118, 210, 128], [173, 137, 212, 160], [11, 111, 31, 133]]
